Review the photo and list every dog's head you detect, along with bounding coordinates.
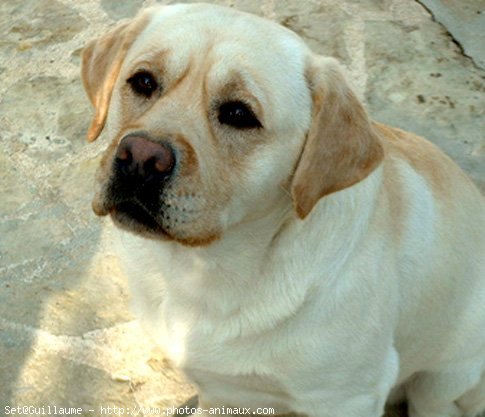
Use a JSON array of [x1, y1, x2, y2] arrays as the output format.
[[82, 3, 383, 246]]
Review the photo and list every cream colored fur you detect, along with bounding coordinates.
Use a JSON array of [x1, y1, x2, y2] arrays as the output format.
[[81, 4, 485, 416]]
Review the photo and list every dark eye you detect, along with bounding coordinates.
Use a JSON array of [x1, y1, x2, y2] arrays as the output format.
[[127, 71, 158, 97], [218, 101, 262, 129]]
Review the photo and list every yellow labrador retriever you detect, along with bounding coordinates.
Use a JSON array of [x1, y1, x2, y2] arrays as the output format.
[[81, 4, 485, 417]]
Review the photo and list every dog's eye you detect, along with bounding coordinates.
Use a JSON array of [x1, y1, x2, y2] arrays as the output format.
[[127, 71, 158, 97], [218, 101, 262, 129]]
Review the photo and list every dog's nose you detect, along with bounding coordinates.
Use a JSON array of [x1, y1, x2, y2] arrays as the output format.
[[115, 135, 175, 180]]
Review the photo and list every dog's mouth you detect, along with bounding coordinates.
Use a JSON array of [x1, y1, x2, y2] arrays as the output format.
[[93, 189, 223, 246], [113, 201, 159, 228], [108, 199, 169, 239], [91, 174, 221, 246], [90, 168, 172, 239]]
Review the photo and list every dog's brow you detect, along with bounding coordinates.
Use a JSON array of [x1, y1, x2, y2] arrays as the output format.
[[129, 48, 170, 68], [214, 71, 264, 119]]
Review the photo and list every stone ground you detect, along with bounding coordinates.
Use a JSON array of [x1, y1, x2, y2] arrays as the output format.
[[0, 0, 484, 416]]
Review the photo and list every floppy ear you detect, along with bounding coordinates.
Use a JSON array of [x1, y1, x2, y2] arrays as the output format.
[[291, 56, 384, 219], [81, 14, 149, 142]]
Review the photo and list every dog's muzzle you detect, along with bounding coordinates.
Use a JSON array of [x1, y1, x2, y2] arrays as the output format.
[[96, 133, 177, 235]]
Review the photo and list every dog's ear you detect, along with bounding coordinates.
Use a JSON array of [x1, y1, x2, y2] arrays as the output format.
[[291, 56, 384, 219], [81, 14, 149, 142]]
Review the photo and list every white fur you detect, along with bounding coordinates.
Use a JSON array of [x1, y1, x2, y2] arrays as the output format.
[[89, 4, 485, 416], [116, 157, 485, 416]]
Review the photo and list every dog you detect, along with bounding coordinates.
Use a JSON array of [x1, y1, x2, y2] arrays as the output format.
[[81, 3, 485, 416]]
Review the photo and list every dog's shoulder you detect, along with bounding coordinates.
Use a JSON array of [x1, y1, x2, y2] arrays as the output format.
[[374, 122, 479, 201]]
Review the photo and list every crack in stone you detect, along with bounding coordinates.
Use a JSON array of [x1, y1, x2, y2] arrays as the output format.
[[414, 0, 482, 70]]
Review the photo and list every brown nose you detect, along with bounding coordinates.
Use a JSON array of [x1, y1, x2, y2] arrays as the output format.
[[115, 135, 175, 180]]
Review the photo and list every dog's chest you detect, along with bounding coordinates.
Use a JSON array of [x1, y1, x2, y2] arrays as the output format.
[[155, 293, 282, 373], [118, 231, 319, 406], [156, 303, 297, 411]]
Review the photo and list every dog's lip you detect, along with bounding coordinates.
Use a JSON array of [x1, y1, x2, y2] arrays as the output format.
[[92, 195, 110, 217], [92, 195, 220, 246], [109, 200, 172, 239], [92, 191, 167, 235], [112, 200, 160, 226]]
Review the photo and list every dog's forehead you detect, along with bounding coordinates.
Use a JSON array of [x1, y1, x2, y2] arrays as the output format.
[[129, 4, 308, 73]]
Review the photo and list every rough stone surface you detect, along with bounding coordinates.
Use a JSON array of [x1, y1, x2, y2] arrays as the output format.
[[0, 1, 483, 416], [419, 0, 485, 69], [365, 18, 485, 189]]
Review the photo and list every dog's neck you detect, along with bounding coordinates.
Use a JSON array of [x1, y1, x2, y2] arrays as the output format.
[[116, 167, 383, 337]]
